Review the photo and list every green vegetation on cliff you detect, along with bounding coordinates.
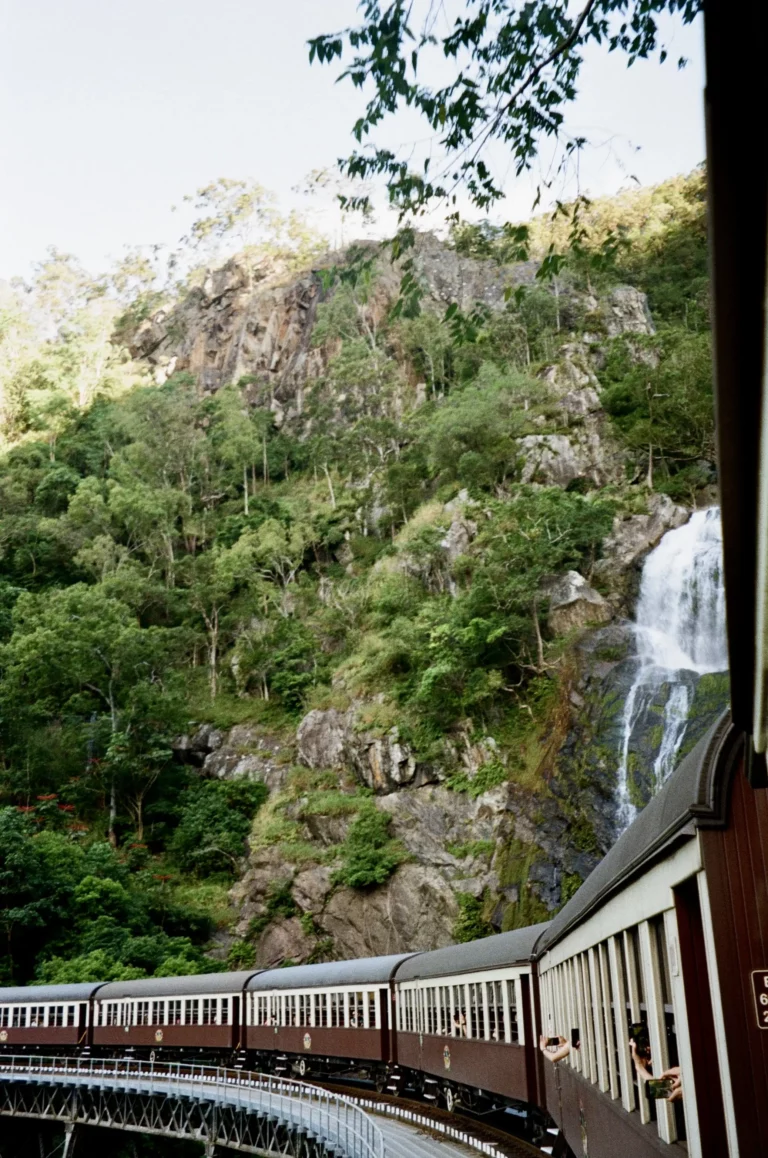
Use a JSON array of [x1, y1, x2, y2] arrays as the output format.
[[0, 169, 714, 979]]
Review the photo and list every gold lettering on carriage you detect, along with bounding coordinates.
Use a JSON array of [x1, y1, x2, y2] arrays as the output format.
[[750, 970, 768, 1028]]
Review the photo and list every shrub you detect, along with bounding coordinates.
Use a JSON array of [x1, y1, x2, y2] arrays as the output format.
[[332, 805, 407, 890], [169, 779, 268, 876]]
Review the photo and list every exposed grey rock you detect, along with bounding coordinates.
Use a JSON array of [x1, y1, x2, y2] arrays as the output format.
[[594, 494, 689, 598], [320, 864, 460, 957], [518, 426, 624, 488], [543, 571, 612, 635], [440, 517, 477, 566], [292, 866, 333, 916], [201, 725, 292, 793], [600, 286, 655, 338], [255, 917, 316, 969], [296, 706, 430, 793], [173, 724, 224, 766]]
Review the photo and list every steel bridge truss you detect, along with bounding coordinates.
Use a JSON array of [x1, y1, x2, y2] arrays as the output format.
[[0, 1057, 385, 1158]]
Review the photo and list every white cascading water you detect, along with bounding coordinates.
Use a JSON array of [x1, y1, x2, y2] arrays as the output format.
[[616, 507, 727, 830]]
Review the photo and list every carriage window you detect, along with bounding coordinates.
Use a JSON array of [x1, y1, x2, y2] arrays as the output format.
[[166, 1000, 180, 1026], [67, 1005, 77, 1027], [50, 1005, 64, 1028], [368, 991, 377, 1029], [328, 993, 340, 1028], [487, 981, 503, 1041], [184, 999, 199, 1026], [106, 1003, 119, 1027], [151, 1001, 163, 1026], [296, 994, 307, 1026], [201, 999, 215, 1026], [0, 1008, 8, 1028], [136, 1001, 149, 1027], [506, 979, 519, 1043], [220, 998, 230, 1026], [349, 992, 363, 1027], [652, 918, 679, 1068], [28, 1006, 45, 1028], [12, 1007, 23, 1028], [424, 988, 435, 1034]]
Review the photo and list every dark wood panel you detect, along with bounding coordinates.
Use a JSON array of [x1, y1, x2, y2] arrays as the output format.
[[247, 1025, 383, 1061], [93, 1025, 232, 1049], [700, 758, 768, 1153], [0, 1027, 83, 1048], [396, 1032, 528, 1102]]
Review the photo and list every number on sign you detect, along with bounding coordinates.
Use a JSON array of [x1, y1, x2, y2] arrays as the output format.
[[750, 971, 768, 1029]]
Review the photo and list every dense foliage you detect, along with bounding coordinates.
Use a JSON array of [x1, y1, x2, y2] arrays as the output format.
[[0, 168, 712, 983]]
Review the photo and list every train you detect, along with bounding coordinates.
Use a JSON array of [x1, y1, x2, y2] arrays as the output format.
[[1, 707, 766, 1157], [2, 5, 768, 1158]]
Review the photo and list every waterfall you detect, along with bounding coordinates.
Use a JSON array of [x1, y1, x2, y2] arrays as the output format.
[[615, 507, 727, 830]]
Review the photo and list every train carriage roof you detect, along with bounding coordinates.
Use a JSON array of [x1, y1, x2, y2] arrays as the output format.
[[0, 983, 104, 1004], [395, 923, 548, 982], [247, 953, 417, 991], [534, 711, 737, 955], [95, 971, 260, 1000]]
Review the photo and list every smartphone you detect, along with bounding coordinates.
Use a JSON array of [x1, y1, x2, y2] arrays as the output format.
[[547, 1036, 560, 1047], [646, 1078, 675, 1100], [629, 1021, 649, 1054], [570, 1027, 580, 1049]]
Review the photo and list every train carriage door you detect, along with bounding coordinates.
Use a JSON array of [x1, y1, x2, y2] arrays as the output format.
[[232, 995, 241, 1050], [78, 1001, 88, 1046], [379, 988, 390, 1061], [673, 877, 728, 1158], [519, 973, 537, 1104]]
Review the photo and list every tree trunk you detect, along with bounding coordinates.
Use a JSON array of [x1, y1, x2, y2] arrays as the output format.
[[243, 464, 249, 516], [108, 687, 118, 848], [322, 463, 336, 509], [208, 612, 219, 700]]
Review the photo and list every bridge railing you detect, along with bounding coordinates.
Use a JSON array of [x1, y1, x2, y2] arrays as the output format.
[[0, 1054, 385, 1158]]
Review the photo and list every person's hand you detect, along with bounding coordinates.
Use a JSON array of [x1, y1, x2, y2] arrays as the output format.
[[557, 1036, 567, 1047], [660, 1067, 682, 1102]]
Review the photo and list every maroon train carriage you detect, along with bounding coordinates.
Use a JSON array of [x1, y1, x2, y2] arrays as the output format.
[[0, 983, 100, 1053], [393, 925, 546, 1111], [91, 971, 258, 1058], [245, 954, 416, 1081], [534, 713, 768, 1158]]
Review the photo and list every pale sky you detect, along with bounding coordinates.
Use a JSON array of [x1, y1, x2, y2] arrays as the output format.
[[0, 1, 705, 281]]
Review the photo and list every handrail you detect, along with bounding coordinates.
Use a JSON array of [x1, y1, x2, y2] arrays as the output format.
[[0, 1054, 385, 1158]]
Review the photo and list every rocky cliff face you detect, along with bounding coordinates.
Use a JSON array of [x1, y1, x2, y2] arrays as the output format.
[[157, 235, 723, 968]]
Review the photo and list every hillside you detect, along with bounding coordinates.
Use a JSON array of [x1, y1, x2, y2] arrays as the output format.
[[0, 169, 726, 982]]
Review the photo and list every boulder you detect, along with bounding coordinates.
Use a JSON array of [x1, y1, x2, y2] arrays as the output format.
[[543, 571, 612, 635]]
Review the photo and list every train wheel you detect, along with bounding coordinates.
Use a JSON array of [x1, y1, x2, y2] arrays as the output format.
[[296, 1057, 308, 1078], [443, 1085, 459, 1113]]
